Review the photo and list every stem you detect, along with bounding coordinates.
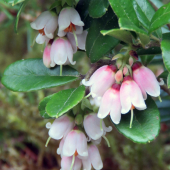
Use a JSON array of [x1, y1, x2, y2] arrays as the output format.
[[45, 137, 51, 147], [130, 108, 134, 128], [72, 29, 78, 46], [100, 119, 103, 131], [84, 93, 91, 99], [60, 65, 63, 76], [150, 35, 160, 42], [158, 96, 162, 103], [70, 154, 75, 170], [103, 136, 110, 147]]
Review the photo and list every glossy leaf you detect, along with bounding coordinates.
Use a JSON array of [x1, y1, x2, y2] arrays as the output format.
[[115, 96, 160, 143], [119, 18, 150, 45], [109, 0, 139, 26], [168, 74, 170, 88], [101, 29, 133, 44], [14, 0, 28, 33], [5, 0, 25, 5], [2, 59, 79, 92], [39, 94, 55, 119], [89, 0, 109, 18], [46, 86, 85, 117], [86, 8, 119, 63], [149, 3, 170, 34], [137, 47, 161, 56], [158, 70, 168, 80], [161, 33, 170, 72], [140, 55, 154, 66]]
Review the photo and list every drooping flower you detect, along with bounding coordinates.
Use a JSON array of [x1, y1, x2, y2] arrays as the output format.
[[132, 62, 160, 100], [82, 65, 117, 98], [48, 115, 74, 140], [61, 156, 82, 170], [58, 7, 84, 37], [30, 11, 58, 44], [67, 31, 88, 53], [57, 138, 64, 157], [120, 76, 147, 114], [50, 37, 76, 67], [98, 84, 121, 124], [83, 113, 112, 140], [82, 144, 103, 170], [62, 129, 88, 157], [43, 44, 51, 68]]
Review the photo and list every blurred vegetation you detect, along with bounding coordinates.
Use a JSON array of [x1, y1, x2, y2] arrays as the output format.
[[1, 0, 170, 170]]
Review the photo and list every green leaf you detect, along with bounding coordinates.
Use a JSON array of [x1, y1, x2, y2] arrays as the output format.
[[49, 1, 61, 11], [2, 59, 79, 92], [108, 0, 139, 26], [119, 18, 150, 46], [101, 29, 133, 44], [39, 94, 55, 119], [46, 86, 85, 117], [115, 96, 160, 143], [137, 47, 161, 56], [140, 55, 154, 66], [14, 0, 28, 33], [86, 8, 119, 63], [89, 0, 109, 18], [149, 3, 170, 34], [161, 33, 170, 72], [76, 0, 93, 29], [167, 73, 170, 88], [5, 0, 25, 5], [158, 70, 168, 80]]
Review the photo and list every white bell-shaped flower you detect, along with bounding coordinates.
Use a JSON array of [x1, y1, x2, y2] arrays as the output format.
[[58, 7, 84, 37], [83, 113, 112, 140], [62, 129, 88, 157], [48, 115, 74, 140], [67, 31, 88, 53], [50, 37, 76, 66], [82, 144, 103, 170], [31, 11, 58, 44]]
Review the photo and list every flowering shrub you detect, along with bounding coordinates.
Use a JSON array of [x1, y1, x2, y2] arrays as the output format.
[[1, 0, 170, 169]]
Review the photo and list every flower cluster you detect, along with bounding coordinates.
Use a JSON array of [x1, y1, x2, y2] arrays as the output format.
[[30, 8, 87, 68], [82, 59, 160, 127], [46, 114, 112, 170]]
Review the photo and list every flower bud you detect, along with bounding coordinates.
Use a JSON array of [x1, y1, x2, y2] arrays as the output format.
[[116, 59, 122, 69], [112, 54, 123, 60], [123, 66, 129, 76], [75, 114, 83, 125], [129, 56, 134, 66], [115, 70, 123, 83], [129, 50, 138, 60], [43, 44, 51, 68]]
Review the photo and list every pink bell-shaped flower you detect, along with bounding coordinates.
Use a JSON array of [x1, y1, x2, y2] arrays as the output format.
[[82, 144, 103, 170], [58, 7, 84, 37], [98, 84, 121, 124], [82, 65, 117, 98], [83, 113, 112, 140], [57, 138, 65, 157], [62, 129, 88, 157], [67, 31, 88, 53], [43, 44, 51, 68], [30, 11, 58, 44], [61, 156, 82, 170], [48, 115, 74, 140], [132, 62, 160, 100], [120, 76, 147, 114], [50, 38, 76, 66]]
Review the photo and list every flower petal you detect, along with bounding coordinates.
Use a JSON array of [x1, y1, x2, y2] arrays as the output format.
[[36, 34, 50, 44], [82, 158, 91, 170]]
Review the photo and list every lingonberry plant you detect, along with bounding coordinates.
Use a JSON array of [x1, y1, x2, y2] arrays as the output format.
[[1, 0, 170, 169]]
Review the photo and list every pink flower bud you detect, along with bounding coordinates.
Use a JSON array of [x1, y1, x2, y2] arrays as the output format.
[[43, 44, 51, 68], [132, 62, 160, 99], [115, 70, 123, 83], [116, 59, 122, 69], [120, 76, 146, 114], [98, 84, 121, 124], [129, 56, 134, 66], [123, 66, 128, 76], [82, 65, 117, 97]]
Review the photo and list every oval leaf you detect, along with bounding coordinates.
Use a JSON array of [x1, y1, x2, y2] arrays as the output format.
[[115, 96, 160, 143], [137, 47, 161, 56], [89, 0, 109, 18], [46, 85, 85, 117], [101, 29, 133, 44], [86, 8, 119, 63], [140, 55, 154, 66], [161, 33, 170, 72], [149, 3, 170, 34], [39, 94, 55, 119], [2, 59, 79, 92]]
